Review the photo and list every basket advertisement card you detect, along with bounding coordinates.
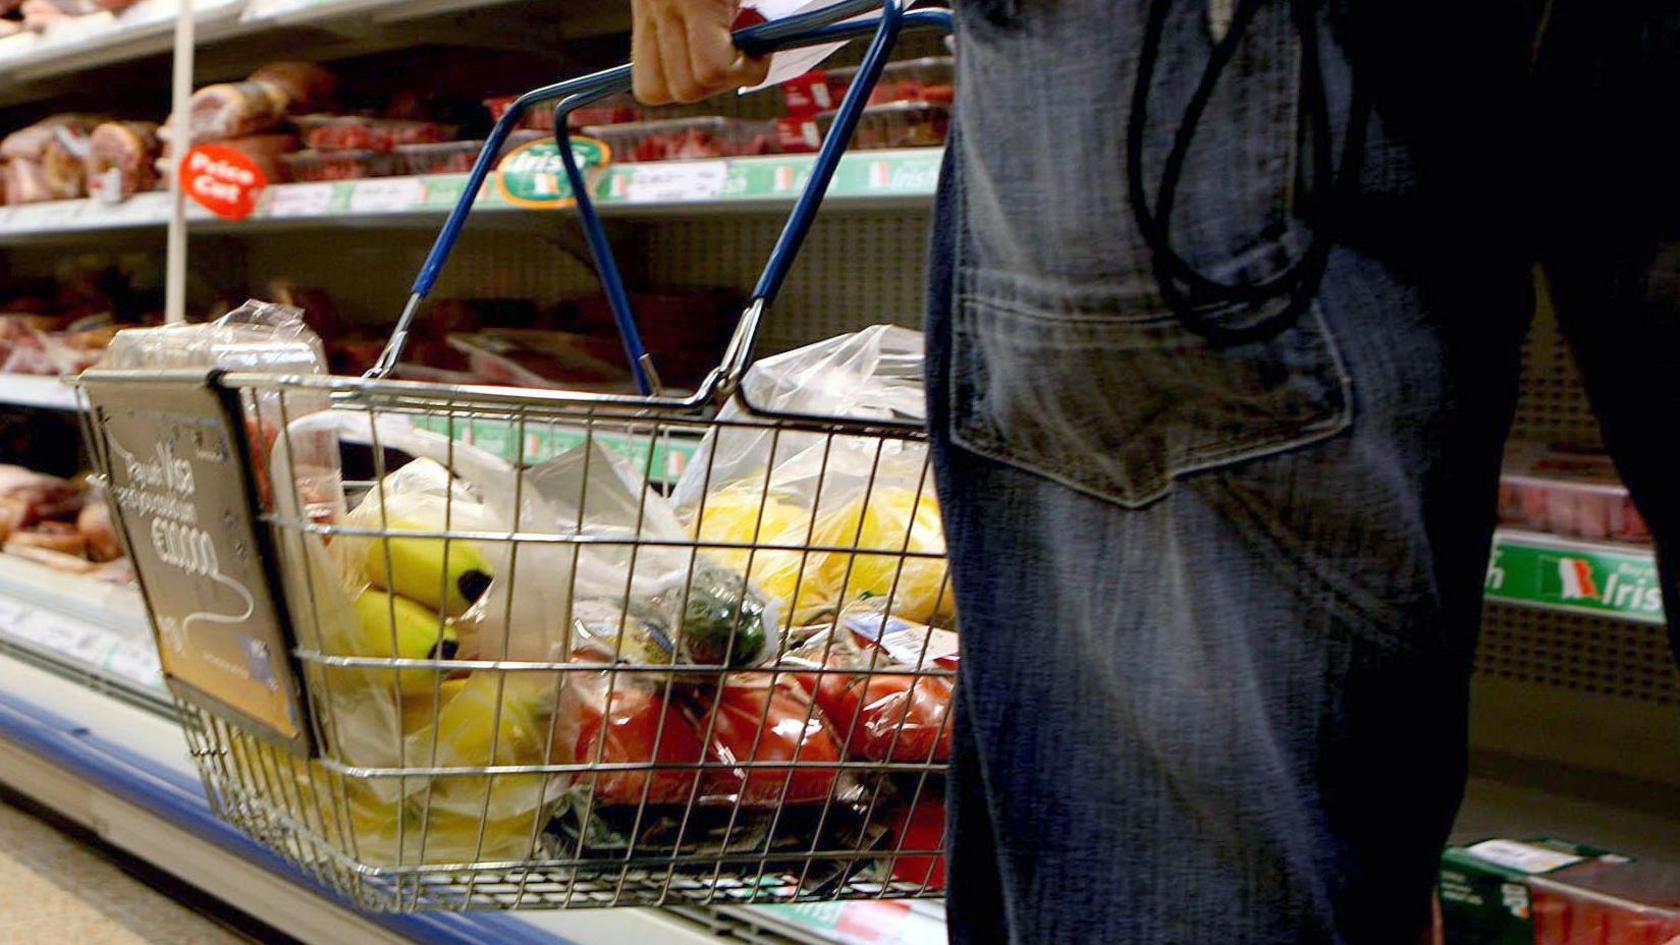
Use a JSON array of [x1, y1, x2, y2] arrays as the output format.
[[82, 372, 311, 753]]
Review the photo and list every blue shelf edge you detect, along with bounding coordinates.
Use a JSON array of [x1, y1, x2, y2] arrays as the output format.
[[0, 687, 574, 945]]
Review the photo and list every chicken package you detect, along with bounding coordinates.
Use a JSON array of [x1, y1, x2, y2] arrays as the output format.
[[674, 326, 953, 626], [85, 121, 159, 202], [99, 299, 342, 523]]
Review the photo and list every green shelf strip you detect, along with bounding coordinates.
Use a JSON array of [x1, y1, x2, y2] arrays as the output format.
[[1486, 530, 1664, 624]]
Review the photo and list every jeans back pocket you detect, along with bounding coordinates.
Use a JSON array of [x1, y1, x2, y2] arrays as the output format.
[[950, 266, 1352, 509]]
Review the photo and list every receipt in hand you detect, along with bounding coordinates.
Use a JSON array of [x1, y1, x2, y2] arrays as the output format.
[[741, 0, 873, 92]]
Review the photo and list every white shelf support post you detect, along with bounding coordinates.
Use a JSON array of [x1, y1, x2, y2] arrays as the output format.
[[164, 1, 195, 324]]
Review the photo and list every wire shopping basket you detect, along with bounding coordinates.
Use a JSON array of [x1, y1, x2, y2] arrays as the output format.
[[77, 1, 956, 913]]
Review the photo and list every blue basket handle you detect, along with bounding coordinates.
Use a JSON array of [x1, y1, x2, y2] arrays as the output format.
[[369, 1, 954, 396]]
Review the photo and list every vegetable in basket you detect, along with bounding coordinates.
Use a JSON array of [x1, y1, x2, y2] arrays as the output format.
[[703, 674, 843, 806], [789, 603, 956, 763], [571, 684, 705, 807]]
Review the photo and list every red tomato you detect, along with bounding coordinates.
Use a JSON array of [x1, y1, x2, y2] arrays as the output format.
[[887, 800, 946, 891], [573, 688, 704, 806], [706, 678, 841, 806], [816, 669, 953, 763]]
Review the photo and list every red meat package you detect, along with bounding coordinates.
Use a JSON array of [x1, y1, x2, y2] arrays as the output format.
[[787, 601, 957, 764], [1441, 838, 1680, 945], [1499, 443, 1651, 543]]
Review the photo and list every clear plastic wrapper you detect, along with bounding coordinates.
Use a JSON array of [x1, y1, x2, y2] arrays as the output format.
[[278, 148, 400, 182], [581, 116, 779, 163], [99, 300, 344, 524], [397, 140, 485, 176], [816, 101, 949, 150], [673, 326, 952, 626], [1499, 443, 1650, 543], [787, 601, 955, 764], [701, 672, 844, 807]]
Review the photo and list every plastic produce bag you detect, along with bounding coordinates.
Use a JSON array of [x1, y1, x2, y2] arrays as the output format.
[[99, 298, 346, 524], [463, 439, 779, 670], [673, 326, 952, 626]]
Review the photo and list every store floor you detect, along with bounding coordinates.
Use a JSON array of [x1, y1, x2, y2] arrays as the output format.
[[0, 791, 294, 945]]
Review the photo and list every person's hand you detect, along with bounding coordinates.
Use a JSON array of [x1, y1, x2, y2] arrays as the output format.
[[631, 0, 771, 105]]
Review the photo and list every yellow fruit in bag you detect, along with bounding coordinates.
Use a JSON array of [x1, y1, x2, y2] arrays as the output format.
[[812, 486, 954, 625], [400, 677, 468, 735], [342, 589, 456, 697], [409, 671, 553, 766], [691, 483, 833, 618], [404, 671, 558, 819]]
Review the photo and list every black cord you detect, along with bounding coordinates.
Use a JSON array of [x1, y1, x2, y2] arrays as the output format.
[[1127, 0, 1370, 347]]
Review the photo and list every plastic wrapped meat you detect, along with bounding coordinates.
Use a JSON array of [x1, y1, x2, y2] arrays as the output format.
[[1, 159, 53, 205], [181, 81, 289, 142], [85, 121, 160, 201], [249, 61, 337, 114], [1, 115, 103, 202]]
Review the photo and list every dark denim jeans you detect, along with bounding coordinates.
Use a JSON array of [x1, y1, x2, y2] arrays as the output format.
[[928, 2, 1680, 942]]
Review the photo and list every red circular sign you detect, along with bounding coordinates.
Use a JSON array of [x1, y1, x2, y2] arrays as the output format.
[[181, 144, 268, 220]]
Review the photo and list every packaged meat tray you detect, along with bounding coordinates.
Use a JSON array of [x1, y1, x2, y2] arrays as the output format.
[[820, 56, 955, 108], [581, 116, 778, 163], [292, 115, 457, 152], [278, 149, 399, 182], [1499, 444, 1650, 543], [1441, 837, 1680, 945], [487, 92, 641, 132], [397, 140, 486, 176], [815, 101, 949, 150]]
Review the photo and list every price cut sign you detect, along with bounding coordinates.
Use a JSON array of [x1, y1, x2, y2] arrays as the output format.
[[181, 145, 268, 220]]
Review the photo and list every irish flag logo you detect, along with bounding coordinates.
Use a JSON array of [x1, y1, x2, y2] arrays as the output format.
[[1540, 555, 1600, 600]]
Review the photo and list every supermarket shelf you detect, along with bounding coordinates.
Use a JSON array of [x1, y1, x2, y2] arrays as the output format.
[[1486, 528, 1664, 625], [0, 149, 944, 244], [0, 374, 81, 411], [0, 652, 746, 945], [0, 0, 242, 102], [0, 0, 581, 107], [0, 553, 161, 703]]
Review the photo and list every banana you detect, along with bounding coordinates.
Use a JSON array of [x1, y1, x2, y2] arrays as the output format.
[[362, 516, 493, 618], [400, 677, 468, 735], [349, 589, 458, 697]]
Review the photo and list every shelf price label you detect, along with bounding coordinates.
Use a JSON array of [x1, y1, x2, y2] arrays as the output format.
[[623, 161, 730, 203], [348, 177, 425, 214], [266, 182, 336, 218]]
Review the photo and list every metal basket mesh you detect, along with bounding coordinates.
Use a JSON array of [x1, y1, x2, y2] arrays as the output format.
[[166, 375, 952, 912]]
